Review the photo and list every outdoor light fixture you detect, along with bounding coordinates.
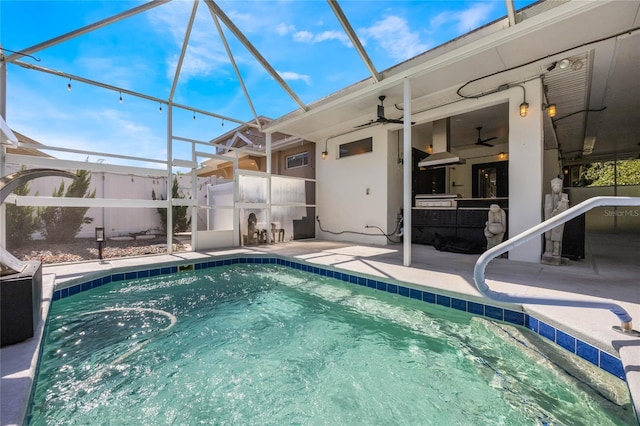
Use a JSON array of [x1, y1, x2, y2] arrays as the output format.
[[159, 103, 163, 113], [516, 84, 528, 117], [558, 58, 571, 69], [321, 139, 328, 160], [221, 119, 224, 127], [547, 104, 557, 118], [95, 226, 105, 260], [119, 92, 123, 103], [67, 79, 72, 91], [520, 102, 529, 117], [499, 152, 506, 160], [193, 110, 196, 120]]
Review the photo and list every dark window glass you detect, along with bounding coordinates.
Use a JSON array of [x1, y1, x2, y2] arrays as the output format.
[[339, 137, 372, 158], [286, 152, 308, 169]]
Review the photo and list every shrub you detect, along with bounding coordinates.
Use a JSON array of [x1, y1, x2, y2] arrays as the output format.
[[5, 169, 39, 248], [152, 176, 190, 235], [38, 170, 96, 243]]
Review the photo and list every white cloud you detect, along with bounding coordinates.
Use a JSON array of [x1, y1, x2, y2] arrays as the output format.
[[276, 22, 295, 36], [293, 30, 314, 43], [278, 71, 311, 85], [361, 16, 428, 62], [315, 30, 350, 45], [147, 2, 230, 81], [430, 3, 495, 33], [292, 29, 350, 47]]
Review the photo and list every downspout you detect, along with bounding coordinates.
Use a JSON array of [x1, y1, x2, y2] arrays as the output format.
[[266, 132, 272, 244], [474, 196, 639, 333], [402, 78, 412, 266]]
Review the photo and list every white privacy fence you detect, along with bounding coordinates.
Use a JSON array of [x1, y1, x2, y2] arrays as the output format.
[[5, 161, 315, 247]]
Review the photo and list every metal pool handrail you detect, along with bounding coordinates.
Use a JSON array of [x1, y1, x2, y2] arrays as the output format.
[[473, 196, 640, 332]]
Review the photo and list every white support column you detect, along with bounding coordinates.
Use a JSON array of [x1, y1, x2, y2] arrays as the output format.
[[0, 58, 7, 248], [233, 151, 240, 246], [508, 79, 544, 262], [266, 132, 272, 244], [403, 78, 412, 266], [167, 103, 173, 254], [191, 141, 197, 251]]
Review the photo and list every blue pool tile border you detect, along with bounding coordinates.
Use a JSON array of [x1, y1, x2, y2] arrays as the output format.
[[51, 255, 626, 381]]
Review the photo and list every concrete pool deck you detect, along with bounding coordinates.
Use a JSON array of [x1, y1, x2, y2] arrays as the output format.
[[2, 232, 639, 425]]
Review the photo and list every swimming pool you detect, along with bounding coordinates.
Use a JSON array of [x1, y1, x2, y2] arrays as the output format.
[[28, 262, 635, 425]]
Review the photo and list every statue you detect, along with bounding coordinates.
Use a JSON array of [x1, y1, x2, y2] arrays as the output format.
[[484, 204, 506, 250], [542, 177, 569, 265], [246, 212, 258, 244]]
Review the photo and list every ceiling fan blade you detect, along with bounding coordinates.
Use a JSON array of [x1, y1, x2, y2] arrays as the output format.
[[478, 141, 494, 147], [482, 136, 497, 143]]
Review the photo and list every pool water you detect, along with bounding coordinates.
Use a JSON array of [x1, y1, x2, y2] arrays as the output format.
[[29, 265, 634, 425]]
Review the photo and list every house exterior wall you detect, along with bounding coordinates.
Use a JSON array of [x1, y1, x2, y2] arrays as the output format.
[[271, 141, 316, 179], [507, 79, 544, 262], [316, 126, 390, 245]]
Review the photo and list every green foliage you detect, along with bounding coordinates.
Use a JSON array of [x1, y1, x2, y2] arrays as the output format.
[[38, 170, 96, 243], [5, 169, 39, 248], [152, 176, 191, 235], [582, 159, 640, 187]]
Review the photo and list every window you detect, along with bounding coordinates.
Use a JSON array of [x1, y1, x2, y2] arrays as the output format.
[[339, 137, 372, 158], [286, 152, 309, 169]]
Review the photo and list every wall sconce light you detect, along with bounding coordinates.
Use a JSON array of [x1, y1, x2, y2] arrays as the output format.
[[517, 84, 528, 117], [499, 152, 506, 160], [546, 104, 556, 118], [427, 144, 433, 154], [321, 139, 328, 160]]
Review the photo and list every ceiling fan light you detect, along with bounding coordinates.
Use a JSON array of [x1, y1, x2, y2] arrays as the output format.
[[520, 102, 529, 117]]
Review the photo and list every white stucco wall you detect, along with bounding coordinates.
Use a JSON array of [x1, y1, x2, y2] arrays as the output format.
[[316, 126, 391, 245], [507, 79, 544, 262]]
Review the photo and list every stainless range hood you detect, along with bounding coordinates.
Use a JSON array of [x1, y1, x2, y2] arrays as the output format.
[[418, 151, 465, 168]]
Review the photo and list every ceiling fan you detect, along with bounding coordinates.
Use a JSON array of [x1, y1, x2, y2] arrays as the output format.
[[355, 96, 412, 128], [475, 126, 497, 147]]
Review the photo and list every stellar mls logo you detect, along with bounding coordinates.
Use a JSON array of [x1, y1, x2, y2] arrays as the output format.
[[603, 209, 640, 217]]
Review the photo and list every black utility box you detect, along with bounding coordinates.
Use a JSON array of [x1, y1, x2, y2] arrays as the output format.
[[1, 261, 42, 347]]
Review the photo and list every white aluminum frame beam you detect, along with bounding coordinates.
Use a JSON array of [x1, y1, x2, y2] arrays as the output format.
[[4, 0, 172, 63], [209, 9, 261, 129], [6, 153, 166, 177], [327, 0, 380, 82], [12, 60, 246, 126], [169, 0, 199, 102], [203, 0, 308, 111]]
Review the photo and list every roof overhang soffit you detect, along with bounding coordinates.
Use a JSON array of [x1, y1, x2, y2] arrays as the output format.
[[263, 0, 614, 138]]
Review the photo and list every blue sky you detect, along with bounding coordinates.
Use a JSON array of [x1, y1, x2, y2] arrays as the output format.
[[1, 0, 535, 167]]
